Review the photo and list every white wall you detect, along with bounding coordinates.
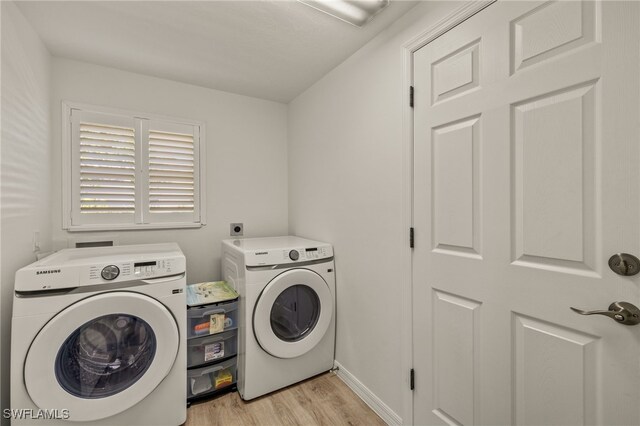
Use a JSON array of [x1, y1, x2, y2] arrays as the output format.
[[288, 1, 460, 421], [51, 58, 289, 283], [0, 2, 52, 420]]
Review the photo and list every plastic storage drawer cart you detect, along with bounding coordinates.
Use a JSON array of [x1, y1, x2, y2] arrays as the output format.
[[187, 357, 237, 399], [186, 283, 238, 404], [187, 301, 238, 339], [187, 330, 238, 368]]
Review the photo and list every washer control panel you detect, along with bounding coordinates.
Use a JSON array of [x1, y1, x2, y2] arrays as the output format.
[[88, 258, 178, 282], [101, 265, 120, 280], [133, 260, 171, 278], [15, 243, 186, 292]]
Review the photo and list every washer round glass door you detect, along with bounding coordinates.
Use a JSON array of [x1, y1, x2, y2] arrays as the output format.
[[24, 292, 179, 422], [253, 269, 333, 358]]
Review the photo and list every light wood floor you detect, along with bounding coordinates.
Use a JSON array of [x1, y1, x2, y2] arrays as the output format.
[[185, 372, 386, 426]]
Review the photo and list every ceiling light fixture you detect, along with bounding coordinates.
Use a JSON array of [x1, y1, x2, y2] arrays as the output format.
[[298, 0, 390, 27]]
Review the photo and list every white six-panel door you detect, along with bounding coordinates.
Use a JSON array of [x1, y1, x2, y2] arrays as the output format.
[[412, 1, 640, 424]]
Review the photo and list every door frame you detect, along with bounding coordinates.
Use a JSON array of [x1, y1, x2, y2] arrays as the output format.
[[400, 1, 495, 424]]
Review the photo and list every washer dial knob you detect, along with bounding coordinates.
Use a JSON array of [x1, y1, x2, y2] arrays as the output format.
[[101, 265, 120, 280], [289, 250, 299, 261]]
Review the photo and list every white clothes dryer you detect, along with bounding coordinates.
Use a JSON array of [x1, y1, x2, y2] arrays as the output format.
[[222, 236, 336, 400], [10, 243, 187, 425]]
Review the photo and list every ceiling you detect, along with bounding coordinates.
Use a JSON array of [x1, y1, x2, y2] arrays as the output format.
[[17, 1, 418, 103]]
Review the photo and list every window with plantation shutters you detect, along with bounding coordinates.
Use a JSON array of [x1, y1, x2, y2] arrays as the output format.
[[65, 105, 204, 231]]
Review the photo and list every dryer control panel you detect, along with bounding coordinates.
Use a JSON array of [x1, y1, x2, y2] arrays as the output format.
[[245, 244, 333, 267], [286, 247, 330, 261]]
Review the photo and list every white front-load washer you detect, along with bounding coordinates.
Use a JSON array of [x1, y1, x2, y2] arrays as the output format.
[[222, 236, 335, 400], [10, 243, 187, 425]]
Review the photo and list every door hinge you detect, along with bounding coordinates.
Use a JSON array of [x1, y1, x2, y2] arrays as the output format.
[[410, 227, 414, 248], [410, 368, 415, 390], [410, 86, 414, 108]]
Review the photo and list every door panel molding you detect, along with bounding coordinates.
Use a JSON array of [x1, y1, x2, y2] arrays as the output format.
[[512, 313, 600, 425], [433, 289, 482, 426], [432, 114, 482, 257], [510, 0, 599, 74], [511, 79, 601, 275]]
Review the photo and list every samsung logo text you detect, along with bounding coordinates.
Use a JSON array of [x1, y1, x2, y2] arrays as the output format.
[[36, 269, 61, 275]]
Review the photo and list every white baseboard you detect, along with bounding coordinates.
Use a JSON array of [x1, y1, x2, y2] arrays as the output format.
[[333, 361, 403, 426]]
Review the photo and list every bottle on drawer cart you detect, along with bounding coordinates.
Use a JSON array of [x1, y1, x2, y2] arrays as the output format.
[[185, 281, 239, 402]]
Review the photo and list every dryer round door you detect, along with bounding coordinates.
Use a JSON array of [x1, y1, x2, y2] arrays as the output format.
[[24, 291, 179, 422], [253, 268, 333, 359]]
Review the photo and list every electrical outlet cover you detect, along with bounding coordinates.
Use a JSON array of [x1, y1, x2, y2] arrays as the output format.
[[230, 223, 243, 236]]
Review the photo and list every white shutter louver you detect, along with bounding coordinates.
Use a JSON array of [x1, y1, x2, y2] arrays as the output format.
[[148, 129, 195, 213], [79, 122, 136, 214]]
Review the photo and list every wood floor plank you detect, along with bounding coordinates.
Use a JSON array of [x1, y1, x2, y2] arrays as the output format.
[[185, 373, 386, 426]]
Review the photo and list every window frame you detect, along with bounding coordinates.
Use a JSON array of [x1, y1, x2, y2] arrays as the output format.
[[62, 101, 207, 232]]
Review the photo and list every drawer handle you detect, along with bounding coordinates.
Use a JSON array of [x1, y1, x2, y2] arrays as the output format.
[[197, 363, 233, 375], [200, 308, 225, 316]]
